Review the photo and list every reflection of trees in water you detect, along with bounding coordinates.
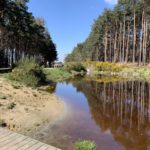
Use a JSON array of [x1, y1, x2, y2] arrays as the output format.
[[70, 78, 150, 150]]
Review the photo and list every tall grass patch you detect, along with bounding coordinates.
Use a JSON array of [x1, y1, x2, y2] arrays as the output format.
[[75, 140, 96, 150]]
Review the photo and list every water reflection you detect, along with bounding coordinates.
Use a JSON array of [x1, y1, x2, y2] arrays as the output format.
[[70, 78, 150, 150], [40, 77, 150, 150]]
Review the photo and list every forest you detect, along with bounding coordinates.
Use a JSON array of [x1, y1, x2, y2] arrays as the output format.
[[0, 0, 57, 68], [65, 0, 150, 66]]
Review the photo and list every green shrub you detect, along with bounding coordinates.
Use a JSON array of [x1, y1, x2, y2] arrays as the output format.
[[75, 140, 96, 150], [0, 95, 7, 99], [44, 68, 72, 82], [0, 119, 7, 127], [7, 102, 16, 109], [96, 62, 124, 72], [8, 57, 46, 87], [65, 62, 86, 73]]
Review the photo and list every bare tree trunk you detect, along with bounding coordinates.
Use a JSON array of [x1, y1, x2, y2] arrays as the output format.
[[122, 15, 126, 63], [109, 35, 112, 62], [125, 22, 130, 63], [139, 11, 144, 66], [104, 30, 108, 62], [113, 31, 117, 62], [133, 9, 136, 63], [119, 23, 122, 63], [143, 19, 146, 65], [145, 20, 148, 63]]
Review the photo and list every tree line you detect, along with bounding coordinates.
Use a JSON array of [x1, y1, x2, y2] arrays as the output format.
[[0, 0, 57, 67], [66, 0, 150, 65]]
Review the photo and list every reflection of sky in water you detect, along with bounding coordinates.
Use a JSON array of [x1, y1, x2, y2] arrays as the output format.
[[35, 79, 150, 150], [55, 82, 89, 112]]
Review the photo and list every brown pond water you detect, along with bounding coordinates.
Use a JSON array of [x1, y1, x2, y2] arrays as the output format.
[[35, 77, 150, 150]]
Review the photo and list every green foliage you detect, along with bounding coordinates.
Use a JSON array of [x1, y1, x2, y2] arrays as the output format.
[[0, 95, 7, 100], [120, 67, 150, 79], [8, 58, 46, 87], [0, 0, 57, 68], [95, 62, 124, 72], [7, 102, 16, 109], [75, 140, 96, 150], [65, 0, 150, 65], [44, 68, 72, 82], [83, 61, 124, 73], [64, 62, 87, 73], [0, 119, 7, 127]]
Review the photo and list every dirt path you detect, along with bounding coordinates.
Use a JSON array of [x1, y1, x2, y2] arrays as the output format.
[[0, 77, 64, 136]]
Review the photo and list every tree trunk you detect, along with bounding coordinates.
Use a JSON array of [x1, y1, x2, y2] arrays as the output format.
[[109, 35, 112, 62], [143, 19, 146, 65], [125, 22, 130, 63], [139, 11, 144, 66], [104, 30, 108, 62], [113, 31, 117, 62], [122, 15, 126, 63], [133, 9, 136, 63], [119, 23, 122, 63]]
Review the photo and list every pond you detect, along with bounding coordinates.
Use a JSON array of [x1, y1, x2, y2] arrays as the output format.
[[36, 76, 150, 150]]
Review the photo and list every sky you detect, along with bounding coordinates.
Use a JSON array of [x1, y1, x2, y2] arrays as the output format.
[[28, 0, 117, 61]]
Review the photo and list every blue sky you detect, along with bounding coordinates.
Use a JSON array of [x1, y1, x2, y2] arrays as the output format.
[[28, 0, 117, 61]]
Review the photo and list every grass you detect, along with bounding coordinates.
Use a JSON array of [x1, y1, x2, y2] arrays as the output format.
[[1, 61, 87, 85], [83, 61, 150, 80], [75, 140, 96, 150], [119, 66, 150, 79], [44, 68, 72, 82], [44, 62, 87, 82], [6, 57, 46, 87]]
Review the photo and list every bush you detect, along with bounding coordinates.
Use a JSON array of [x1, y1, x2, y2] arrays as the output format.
[[0, 119, 7, 127], [65, 62, 87, 73], [75, 140, 96, 150], [7, 102, 16, 109], [44, 68, 72, 82], [96, 62, 124, 72], [8, 58, 46, 87]]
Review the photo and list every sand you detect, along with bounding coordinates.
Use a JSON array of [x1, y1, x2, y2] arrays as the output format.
[[0, 77, 64, 135]]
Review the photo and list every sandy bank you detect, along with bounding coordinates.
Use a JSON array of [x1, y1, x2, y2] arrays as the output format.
[[0, 77, 64, 135]]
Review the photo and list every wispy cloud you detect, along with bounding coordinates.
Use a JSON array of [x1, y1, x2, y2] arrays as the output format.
[[104, 0, 118, 5]]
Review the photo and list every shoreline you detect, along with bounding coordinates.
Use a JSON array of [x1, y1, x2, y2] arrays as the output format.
[[85, 62, 150, 81], [0, 77, 66, 136]]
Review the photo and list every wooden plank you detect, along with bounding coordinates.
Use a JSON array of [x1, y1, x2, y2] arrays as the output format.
[[0, 131, 14, 140], [38, 145, 49, 150], [0, 128, 61, 150], [0, 133, 18, 144], [27, 142, 44, 150], [46, 145, 61, 150], [10, 138, 33, 150], [17, 140, 39, 150], [0, 133, 20, 147], [1, 135, 28, 150]]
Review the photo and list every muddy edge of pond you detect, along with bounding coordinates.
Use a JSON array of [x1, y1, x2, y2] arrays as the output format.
[[0, 77, 66, 136]]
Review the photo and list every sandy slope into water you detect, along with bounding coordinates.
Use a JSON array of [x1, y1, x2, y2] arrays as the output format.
[[0, 77, 64, 135]]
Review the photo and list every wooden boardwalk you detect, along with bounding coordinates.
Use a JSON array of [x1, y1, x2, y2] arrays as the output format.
[[0, 128, 61, 150]]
